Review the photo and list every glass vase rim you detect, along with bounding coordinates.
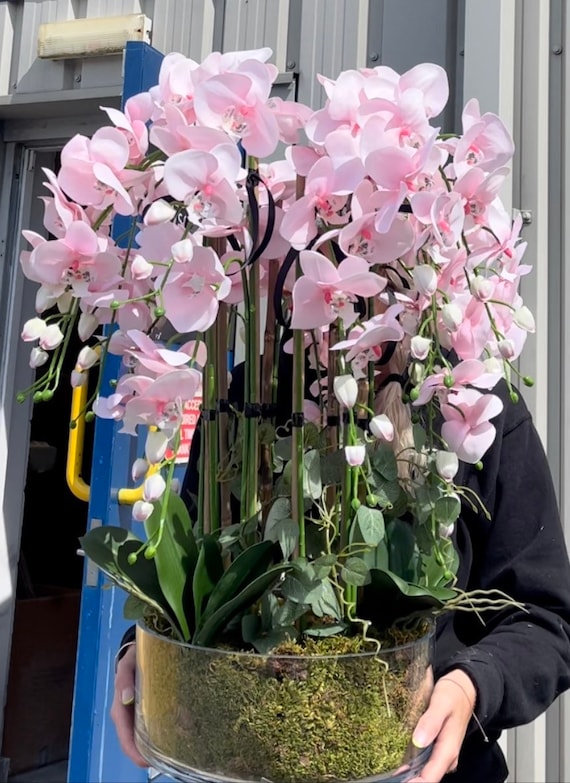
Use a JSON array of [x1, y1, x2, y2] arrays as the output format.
[[136, 619, 435, 660]]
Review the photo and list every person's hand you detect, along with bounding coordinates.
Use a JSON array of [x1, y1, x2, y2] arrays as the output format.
[[110, 644, 147, 768], [408, 668, 476, 782]]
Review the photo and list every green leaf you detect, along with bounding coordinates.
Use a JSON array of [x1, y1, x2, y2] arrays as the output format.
[[192, 535, 224, 628], [274, 435, 293, 462], [413, 423, 427, 452], [355, 506, 385, 546], [386, 518, 419, 583], [311, 579, 342, 620], [434, 495, 461, 526], [249, 627, 297, 654], [341, 557, 371, 587], [199, 540, 277, 626], [304, 623, 347, 638], [123, 593, 148, 621], [363, 568, 456, 629], [303, 449, 322, 500], [320, 450, 346, 486], [193, 564, 293, 646], [312, 553, 338, 579], [370, 445, 398, 482], [144, 491, 197, 640]]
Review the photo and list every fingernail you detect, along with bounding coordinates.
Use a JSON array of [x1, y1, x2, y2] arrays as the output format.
[[121, 687, 135, 705], [412, 732, 427, 748]]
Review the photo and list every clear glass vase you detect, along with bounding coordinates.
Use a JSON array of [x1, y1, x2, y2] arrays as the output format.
[[135, 623, 434, 783]]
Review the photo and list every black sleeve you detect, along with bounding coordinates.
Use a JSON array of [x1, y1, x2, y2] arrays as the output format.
[[440, 409, 570, 731]]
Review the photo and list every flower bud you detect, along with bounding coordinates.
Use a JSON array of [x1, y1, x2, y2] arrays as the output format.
[[410, 335, 431, 361], [143, 473, 166, 502], [22, 317, 47, 342], [132, 500, 154, 522], [470, 276, 494, 301], [333, 374, 358, 409], [483, 356, 502, 374], [441, 303, 463, 332], [39, 324, 64, 350], [78, 312, 99, 341], [71, 370, 87, 388], [145, 430, 169, 464], [144, 199, 176, 226], [76, 346, 99, 370], [435, 450, 459, 482], [131, 254, 154, 280], [497, 338, 515, 359], [513, 305, 535, 333], [351, 498, 361, 511], [344, 445, 366, 467], [171, 238, 195, 264], [35, 286, 58, 313], [57, 291, 73, 314], [438, 522, 455, 539], [412, 265, 438, 296], [369, 414, 394, 442], [132, 458, 149, 482], [29, 347, 49, 368]]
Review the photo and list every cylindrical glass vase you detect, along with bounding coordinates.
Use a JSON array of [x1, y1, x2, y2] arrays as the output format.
[[135, 623, 434, 783]]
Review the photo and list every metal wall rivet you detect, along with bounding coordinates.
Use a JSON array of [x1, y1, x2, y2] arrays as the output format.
[[369, 52, 379, 62]]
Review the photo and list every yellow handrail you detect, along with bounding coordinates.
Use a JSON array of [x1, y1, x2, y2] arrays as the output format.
[[66, 381, 91, 502], [117, 463, 159, 505]]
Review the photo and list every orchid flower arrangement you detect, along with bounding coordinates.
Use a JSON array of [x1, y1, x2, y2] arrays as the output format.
[[18, 48, 533, 648]]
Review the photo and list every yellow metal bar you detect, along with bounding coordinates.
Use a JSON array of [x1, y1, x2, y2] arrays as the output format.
[[117, 462, 159, 505], [66, 381, 90, 502]]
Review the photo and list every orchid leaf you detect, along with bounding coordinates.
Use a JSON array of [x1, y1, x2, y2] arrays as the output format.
[[192, 534, 224, 628], [354, 505, 385, 546], [193, 563, 294, 646], [303, 449, 322, 500], [144, 491, 197, 641], [387, 518, 419, 583], [341, 557, 371, 587], [370, 445, 398, 482]]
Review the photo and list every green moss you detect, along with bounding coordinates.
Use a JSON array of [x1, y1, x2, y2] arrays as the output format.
[[136, 629, 431, 783]]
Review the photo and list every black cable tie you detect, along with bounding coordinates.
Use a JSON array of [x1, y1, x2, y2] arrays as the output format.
[[261, 402, 278, 419], [327, 415, 340, 427], [291, 412, 305, 428], [244, 403, 262, 418], [202, 408, 217, 421]]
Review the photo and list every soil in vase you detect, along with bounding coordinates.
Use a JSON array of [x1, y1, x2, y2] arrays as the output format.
[[135, 624, 434, 783]]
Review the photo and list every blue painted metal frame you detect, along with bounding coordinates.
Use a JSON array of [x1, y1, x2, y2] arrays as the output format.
[[68, 42, 164, 783]]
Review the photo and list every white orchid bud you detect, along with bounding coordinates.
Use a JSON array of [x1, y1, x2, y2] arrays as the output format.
[[333, 374, 358, 409], [410, 335, 431, 361], [513, 305, 535, 333], [171, 478, 181, 495], [132, 458, 149, 482], [76, 346, 99, 370], [144, 199, 176, 226], [132, 500, 154, 522], [131, 254, 154, 280], [435, 451, 459, 482], [438, 522, 455, 539], [484, 356, 502, 374], [71, 369, 87, 388], [412, 265, 438, 296], [22, 317, 47, 342], [39, 324, 64, 350], [344, 445, 366, 467], [78, 312, 99, 341], [369, 414, 394, 442], [35, 286, 58, 313], [470, 276, 494, 301], [29, 347, 49, 368], [497, 339, 516, 360], [171, 238, 195, 264], [143, 473, 166, 502], [145, 430, 169, 464], [441, 303, 463, 332]]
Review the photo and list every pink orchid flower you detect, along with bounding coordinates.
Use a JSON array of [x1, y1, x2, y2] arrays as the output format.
[[332, 304, 405, 362], [41, 168, 88, 238], [120, 368, 202, 436], [58, 128, 136, 216], [108, 329, 197, 377], [454, 99, 515, 178], [101, 104, 149, 164], [339, 212, 415, 265], [454, 166, 508, 228], [149, 52, 200, 123], [162, 145, 244, 228], [414, 358, 502, 406], [159, 245, 232, 332], [290, 251, 387, 330], [441, 387, 504, 463]]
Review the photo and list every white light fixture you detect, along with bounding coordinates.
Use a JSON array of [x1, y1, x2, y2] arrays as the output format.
[[37, 14, 152, 60]]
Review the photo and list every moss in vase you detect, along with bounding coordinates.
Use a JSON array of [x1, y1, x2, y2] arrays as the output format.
[[136, 627, 432, 783]]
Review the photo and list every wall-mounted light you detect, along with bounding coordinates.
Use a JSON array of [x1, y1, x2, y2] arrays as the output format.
[[37, 13, 152, 60]]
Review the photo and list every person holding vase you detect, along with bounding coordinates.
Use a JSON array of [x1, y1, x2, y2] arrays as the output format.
[[112, 346, 570, 783]]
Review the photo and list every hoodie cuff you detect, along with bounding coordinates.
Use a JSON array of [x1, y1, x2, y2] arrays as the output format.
[[437, 646, 505, 729]]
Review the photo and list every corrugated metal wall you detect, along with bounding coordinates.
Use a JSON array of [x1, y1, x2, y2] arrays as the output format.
[[0, 1, 567, 781]]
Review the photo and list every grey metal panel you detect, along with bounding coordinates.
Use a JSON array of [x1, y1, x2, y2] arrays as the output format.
[[146, 0, 216, 60], [221, 0, 291, 71], [296, 0, 370, 108]]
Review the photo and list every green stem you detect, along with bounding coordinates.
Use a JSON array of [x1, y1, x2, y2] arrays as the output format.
[[292, 327, 306, 558]]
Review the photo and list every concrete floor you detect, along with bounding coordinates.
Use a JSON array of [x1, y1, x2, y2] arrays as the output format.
[[8, 761, 67, 783]]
